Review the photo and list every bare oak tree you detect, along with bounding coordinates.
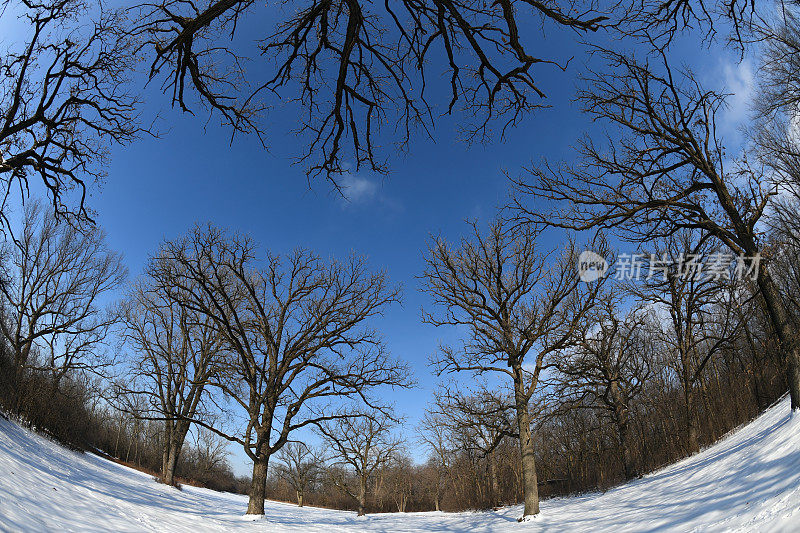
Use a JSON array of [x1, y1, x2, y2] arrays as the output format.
[[318, 411, 401, 516], [153, 225, 412, 515], [275, 441, 321, 507], [557, 292, 653, 478], [418, 408, 454, 512], [628, 232, 741, 453], [432, 386, 517, 507], [121, 262, 224, 486], [421, 219, 606, 519], [189, 427, 231, 483], [0, 0, 142, 229], [383, 453, 415, 513]]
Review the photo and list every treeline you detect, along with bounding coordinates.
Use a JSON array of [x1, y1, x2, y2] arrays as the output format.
[[259, 330, 785, 515]]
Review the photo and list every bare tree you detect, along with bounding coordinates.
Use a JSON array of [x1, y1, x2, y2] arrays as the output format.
[[755, 10, 800, 132], [275, 441, 321, 507], [152, 225, 412, 515], [557, 292, 653, 478], [0, 0, 142, 229], [0, 0, 759, 218], [383, 453, 415, 513], [0, 202, 125, 410], [756, 10, 800, 325], [318, 411, 401, 516], [121, 260, 224, 486], [513, 47, 800, 411], [628, 233, 741, 453], [421, 218, 606, 519], [190, 427, 231, 481], [431, 386, 517, 507], [418, 409, 453, 512]]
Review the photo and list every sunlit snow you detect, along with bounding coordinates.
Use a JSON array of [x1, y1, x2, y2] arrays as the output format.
[[1, 396, 799, 532]]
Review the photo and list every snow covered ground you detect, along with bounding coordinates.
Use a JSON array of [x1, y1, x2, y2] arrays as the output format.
[[1, 396, 799, 532]]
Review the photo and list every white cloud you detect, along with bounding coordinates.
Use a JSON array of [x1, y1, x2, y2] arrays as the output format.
[[338, 173, 379, 204], [719, 59, 755, 143]]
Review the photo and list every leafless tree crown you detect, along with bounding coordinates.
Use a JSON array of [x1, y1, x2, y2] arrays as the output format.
[[0, 0, 143, 229], [0, 202, 126, 401]]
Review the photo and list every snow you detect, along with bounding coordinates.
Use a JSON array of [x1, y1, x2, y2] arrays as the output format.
[[1, 396, 799, 532]]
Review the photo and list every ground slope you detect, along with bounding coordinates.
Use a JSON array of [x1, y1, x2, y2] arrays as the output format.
[[0, 396, 798, 532]]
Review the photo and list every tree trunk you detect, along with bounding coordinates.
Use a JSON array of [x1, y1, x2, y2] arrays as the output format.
[[434, 470, 441, 511], [162, 420, 190, 486], [357, 475, 367, 516], [247, 455, 270, 515], [610, 381, 635, 480], [125, 435, 132, 462], [685, 387, 699, 454], [397, 493, 407, 512], [163, 442, 180, 486], [161, 423, 172, 483], [757, 266, 800, 410], [489, 452, 500, 507], [12, 345, 29, 415], [114, 420, 123, 457], [161, 446, 169, 483], [617, 423, 635, 480], [296, 490, 304, 507], [596, 438, 606, 489], [513, 367, 539, 518]]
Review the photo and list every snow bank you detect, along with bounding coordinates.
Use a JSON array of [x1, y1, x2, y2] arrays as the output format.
[[1, 396, 799, 532]]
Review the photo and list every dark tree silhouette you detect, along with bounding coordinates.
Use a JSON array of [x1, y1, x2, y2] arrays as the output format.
[[0, 0, 142, 229]]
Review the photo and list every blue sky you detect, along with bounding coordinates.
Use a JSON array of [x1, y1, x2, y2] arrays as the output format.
[[2, 5, 756, 476]]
